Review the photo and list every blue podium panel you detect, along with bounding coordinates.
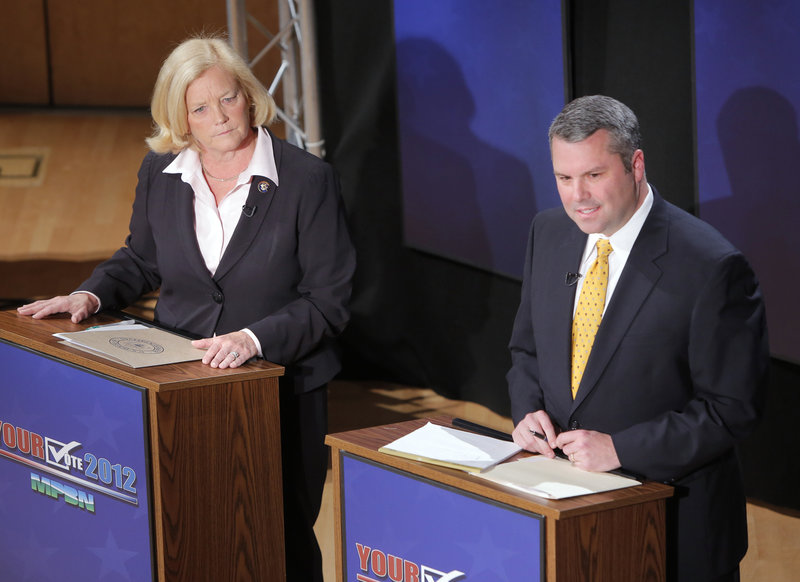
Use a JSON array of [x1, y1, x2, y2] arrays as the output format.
[[342, 453, 544, 582], [0, 340, 154, 582]]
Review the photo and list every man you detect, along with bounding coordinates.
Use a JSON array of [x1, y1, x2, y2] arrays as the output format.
[[507, 95, 768, 581]]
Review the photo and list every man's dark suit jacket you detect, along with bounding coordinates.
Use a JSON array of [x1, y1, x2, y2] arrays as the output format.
[[508, 190, 768, 581], [80, 131, 356, 393]]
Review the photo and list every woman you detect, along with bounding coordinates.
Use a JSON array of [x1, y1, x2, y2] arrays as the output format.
[[19, 36, 355, 581]]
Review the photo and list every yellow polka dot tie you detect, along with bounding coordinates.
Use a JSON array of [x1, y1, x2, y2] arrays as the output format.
[[571, 239, 613, 398]]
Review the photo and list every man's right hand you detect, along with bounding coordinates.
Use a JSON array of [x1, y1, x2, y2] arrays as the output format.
[[512, 410, 561, 458]]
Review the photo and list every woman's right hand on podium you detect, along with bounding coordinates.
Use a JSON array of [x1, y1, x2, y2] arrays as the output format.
[[17, 293, 99, 324]]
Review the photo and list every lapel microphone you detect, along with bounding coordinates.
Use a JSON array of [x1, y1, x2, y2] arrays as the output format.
[[242, 205, 257, 218], [565, 272, 582, 286]]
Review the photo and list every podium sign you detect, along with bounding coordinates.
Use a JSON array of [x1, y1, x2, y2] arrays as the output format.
[[0, 310, 286, 582], [342, 453, 544, 581], [329, 418, 672, 582], [0, 339, 154, 581]]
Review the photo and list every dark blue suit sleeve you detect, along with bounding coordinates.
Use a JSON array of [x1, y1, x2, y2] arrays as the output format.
[[612, 251, 768, 481]]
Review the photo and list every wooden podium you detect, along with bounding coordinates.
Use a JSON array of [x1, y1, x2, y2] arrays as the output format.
[[0, 309, 285, 582], [326, 417, 673, 582]]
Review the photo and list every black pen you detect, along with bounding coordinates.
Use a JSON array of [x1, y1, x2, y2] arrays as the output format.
[[529, 428, 548, 441], [529, 429, 571, 461]]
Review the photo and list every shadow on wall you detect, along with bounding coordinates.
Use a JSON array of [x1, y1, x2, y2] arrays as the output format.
[[702, 86, 800, 362], [395, 37, 537, 278]]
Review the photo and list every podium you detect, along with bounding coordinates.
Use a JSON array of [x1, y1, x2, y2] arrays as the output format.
[[0, 309, 285, 582], [326, 417, 673, 582]]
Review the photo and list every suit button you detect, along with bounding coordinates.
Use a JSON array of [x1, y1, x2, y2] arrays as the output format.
[[569, 420, 580, 430], [212, 291, 224, 304]]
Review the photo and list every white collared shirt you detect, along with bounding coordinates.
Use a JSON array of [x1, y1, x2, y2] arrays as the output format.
[[572, 185, 654, 317], [164, 126, 279, 275]]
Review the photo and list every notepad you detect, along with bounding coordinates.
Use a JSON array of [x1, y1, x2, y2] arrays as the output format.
[[476, 455, 641, 499]]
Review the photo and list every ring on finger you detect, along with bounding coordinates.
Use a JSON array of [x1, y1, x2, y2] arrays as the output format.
[[230, 351, 240, 360]]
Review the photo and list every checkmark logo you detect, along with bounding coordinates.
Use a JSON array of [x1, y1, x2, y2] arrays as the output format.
[[45, 438, 82, 467]]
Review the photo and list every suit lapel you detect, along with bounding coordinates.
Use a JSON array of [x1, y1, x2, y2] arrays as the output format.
[[572, 194, 669, 410], [544, 223, 588, 414], [172, 177, 212, 281], [214, 133, 283, 281], [213, 176, 277, 280]]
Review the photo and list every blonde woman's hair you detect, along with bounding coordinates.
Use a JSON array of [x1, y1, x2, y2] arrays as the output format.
[[146, 35, 276, 154]]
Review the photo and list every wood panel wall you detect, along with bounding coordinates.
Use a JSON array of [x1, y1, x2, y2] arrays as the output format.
[[0, 2, 50, 104], [1, 0, 281, 107]]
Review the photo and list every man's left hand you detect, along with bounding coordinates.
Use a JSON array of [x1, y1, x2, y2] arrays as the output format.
[[555, 430, 621, 472]]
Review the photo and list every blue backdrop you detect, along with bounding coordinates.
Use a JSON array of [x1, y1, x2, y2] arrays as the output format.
[[394, 0, 567, 279], [694, 0, 800, 362]]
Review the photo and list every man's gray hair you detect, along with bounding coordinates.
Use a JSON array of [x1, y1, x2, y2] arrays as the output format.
[[549, 95, 642, 172]]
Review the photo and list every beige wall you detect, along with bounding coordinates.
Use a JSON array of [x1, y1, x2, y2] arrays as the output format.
[[1, 1, 280, 107]]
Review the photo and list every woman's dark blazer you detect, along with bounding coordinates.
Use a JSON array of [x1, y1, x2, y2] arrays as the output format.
[[79, 130, 356, 393]]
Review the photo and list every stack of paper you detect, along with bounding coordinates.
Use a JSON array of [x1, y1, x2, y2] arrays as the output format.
[[54, 321, 205, 368], [378, 422, 522, 473], [476, 455, 641, 499]]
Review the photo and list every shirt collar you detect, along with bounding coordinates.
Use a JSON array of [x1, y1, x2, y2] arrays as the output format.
[[585, 184, 654, 258], [163, 126, 279, 185]]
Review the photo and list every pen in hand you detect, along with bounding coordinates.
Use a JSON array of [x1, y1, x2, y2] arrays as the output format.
[[529, 428, 571, 461], [529, 428, 548, 441]]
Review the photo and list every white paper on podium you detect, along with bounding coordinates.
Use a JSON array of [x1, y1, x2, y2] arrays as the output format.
[[476, 455, 641, 499], [378, 422, 522, 472]]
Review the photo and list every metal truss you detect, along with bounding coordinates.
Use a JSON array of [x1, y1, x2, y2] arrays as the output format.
[[227, 0, 324, 157]]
